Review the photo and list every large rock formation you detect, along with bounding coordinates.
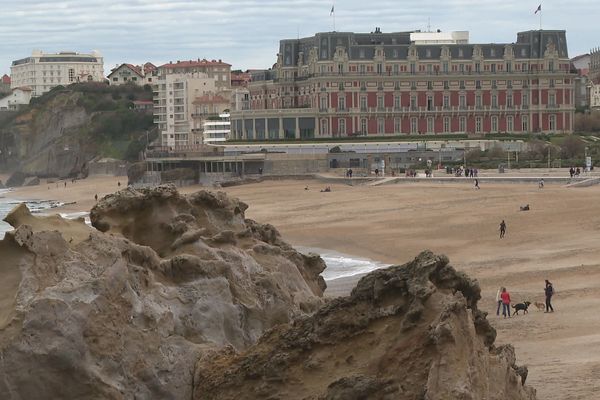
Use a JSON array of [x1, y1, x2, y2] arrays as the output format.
[[0, 185, 536, 400], [194, 251, 536, 400], [0, 186, 325, 399]]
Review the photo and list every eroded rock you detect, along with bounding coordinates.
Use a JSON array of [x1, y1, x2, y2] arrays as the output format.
[[193, 251, 536, 400], [0, 186, 326, 399]]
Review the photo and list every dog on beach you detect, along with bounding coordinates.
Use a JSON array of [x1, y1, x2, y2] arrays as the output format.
[[512, 301, 531, 315], [533, 301, 546, 311]]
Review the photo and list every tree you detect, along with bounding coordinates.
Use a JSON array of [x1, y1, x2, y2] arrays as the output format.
[[560, 135, 586, 159]]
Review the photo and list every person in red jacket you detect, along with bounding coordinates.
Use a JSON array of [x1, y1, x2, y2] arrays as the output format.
[[500, 287, 511, 318]]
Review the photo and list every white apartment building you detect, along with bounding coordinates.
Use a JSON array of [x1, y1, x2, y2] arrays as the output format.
[[153, 72, 219, 148], [10, 50, 104, 97], [202, 113, 231, 143]]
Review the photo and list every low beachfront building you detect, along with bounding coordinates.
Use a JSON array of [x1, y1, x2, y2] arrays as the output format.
[[10, 50, 104, 97], [231, 29, 576, 140]]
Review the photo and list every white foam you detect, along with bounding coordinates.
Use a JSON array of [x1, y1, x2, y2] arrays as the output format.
[[296, 246, 389, 281]]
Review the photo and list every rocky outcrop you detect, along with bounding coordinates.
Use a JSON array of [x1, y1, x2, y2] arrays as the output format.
[[194, 251, 536, 400], [23, 176, 40, 186], [5, 171, 27, 187], [0, 186, 325, 399]]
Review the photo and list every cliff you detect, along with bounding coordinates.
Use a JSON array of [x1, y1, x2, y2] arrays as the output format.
[[0, 186, 325, 399], [0, 83, 154, 179], [194, 251, 536, 400]]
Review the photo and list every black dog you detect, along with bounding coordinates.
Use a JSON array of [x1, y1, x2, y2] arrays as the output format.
[[512, 301, 531, 315]]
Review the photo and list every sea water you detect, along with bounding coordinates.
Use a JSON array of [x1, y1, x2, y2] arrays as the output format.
[[0, 189, 76, 238], [296, 246, 389, 281]]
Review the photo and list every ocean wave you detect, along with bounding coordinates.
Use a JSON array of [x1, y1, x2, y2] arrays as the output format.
[[296, 246, 389, 281]]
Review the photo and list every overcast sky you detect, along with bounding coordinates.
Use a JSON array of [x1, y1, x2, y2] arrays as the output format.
[[0, 0, 597, 76]]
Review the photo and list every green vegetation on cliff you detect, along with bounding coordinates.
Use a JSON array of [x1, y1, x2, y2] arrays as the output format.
[[0, 83, 157, 176]]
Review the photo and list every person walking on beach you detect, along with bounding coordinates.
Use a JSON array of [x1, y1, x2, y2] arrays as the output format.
[[496, 287, 504, 316], [500, 287, 511, 318], [474, 179, 480, 189], [499, 220, 507, 239], [544, 280, 555, 312], [539, 178, 544, 189]]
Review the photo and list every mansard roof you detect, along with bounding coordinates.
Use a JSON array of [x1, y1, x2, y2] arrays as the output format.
[[278, 29, 569, 66]]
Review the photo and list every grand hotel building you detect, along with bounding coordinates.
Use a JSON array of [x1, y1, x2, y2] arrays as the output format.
[[230, 29, 575, 140]]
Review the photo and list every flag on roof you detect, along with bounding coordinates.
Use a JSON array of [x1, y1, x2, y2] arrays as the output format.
[[534, 4, 541, 14]]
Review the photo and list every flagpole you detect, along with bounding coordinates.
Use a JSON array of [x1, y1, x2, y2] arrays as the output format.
[[539, 3, 542, 30], [333, 2, 336, 32]]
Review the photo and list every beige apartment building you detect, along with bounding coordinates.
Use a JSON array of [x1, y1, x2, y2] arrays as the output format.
[[10, 50, 104, 96], [153, 59, 233, 147]]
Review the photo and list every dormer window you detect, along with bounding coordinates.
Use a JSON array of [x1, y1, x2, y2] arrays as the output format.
[[426, 49, 431, 58]]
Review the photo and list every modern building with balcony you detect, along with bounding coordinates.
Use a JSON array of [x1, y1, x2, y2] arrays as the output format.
[[153, 59, 234, 147], [10, 50, 104, 97], [231, 29, 575, 140]]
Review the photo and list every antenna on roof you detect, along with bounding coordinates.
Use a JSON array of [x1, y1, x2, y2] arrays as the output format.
[[427, 17, 431, 32]]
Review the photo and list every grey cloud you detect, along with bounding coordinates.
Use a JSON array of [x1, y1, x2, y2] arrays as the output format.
[[0, 0, 597, 75]]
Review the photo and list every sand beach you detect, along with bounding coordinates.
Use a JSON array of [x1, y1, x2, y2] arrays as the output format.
[[3, 174, 600, 398]]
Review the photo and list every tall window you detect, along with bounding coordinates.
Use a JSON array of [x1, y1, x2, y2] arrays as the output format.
[[443, 95, 450, 109], [410, 95, 417, 111], [320, 96, 328, 110], [68, 68, 75, 82], [338, 96, 346, 111], [361, 118, 368, 134], [427, 95, 433, 111], [522, 117, 529, 132], [491, 116, 498, 132], [360, 96, 367, 111], [338, 118, 346, 135], [442, 62, 449, 73], [377, 63, 383, 74], [549, 93, 556, 107], [476, 95, 482, 108], [443, 117, 450, 133], [476, 116, 482, 133], [321, 119, 328, 135], [394, 117, 401, 133], [549, 114, 556, 131], [459, 95, 466, 109], [507, 94, 513, 108], [459, 116, 466, 132], [394, 95, 401, 110], [377, 95, 384, 110], [427, 117, 434, 133], [378, 118, 385, 134], [411, 117, 418, 133], [410, 63, 416, 74], [359, 65, 366, 75], [492, 94, 498, 108], [523, 93, 529, 107], [393, 64, 399, 75], [507, 116, 514, 132]]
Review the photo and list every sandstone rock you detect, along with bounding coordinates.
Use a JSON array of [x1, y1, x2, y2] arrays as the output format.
[[0, 186, 325, 399], [5, 171, 27, 187], [23, 176, 40, 186], [193, 251, 536, 400]]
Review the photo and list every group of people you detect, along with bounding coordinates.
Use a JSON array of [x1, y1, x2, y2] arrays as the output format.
[[496, 280, 555, 318], [569, 167, 582, 178]]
